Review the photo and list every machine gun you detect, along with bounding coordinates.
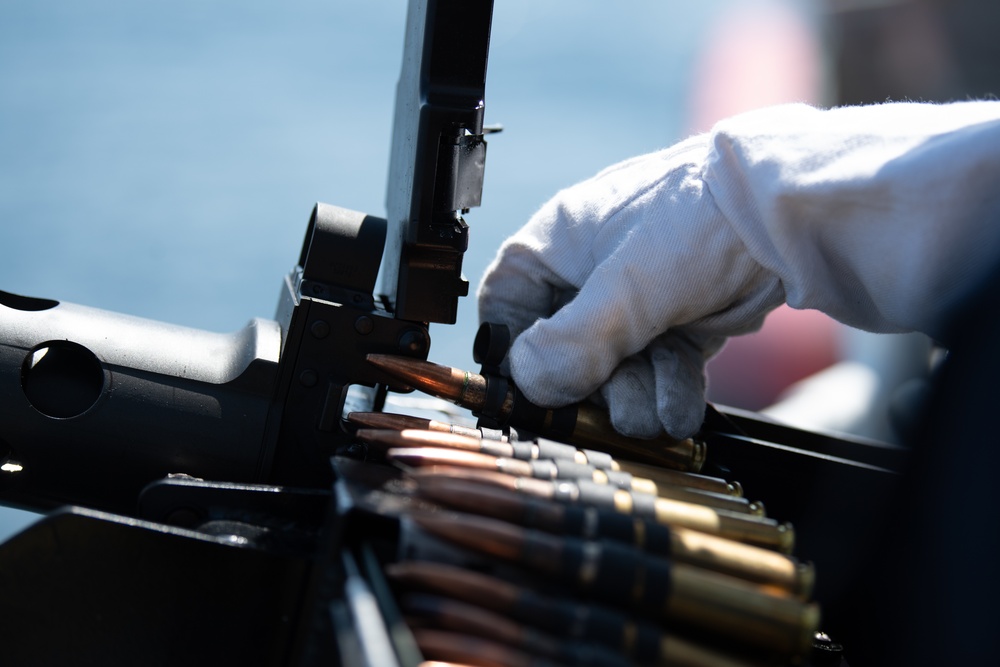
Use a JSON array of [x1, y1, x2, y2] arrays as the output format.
[[0, 0, 491, 512], [0, 2, 951, 665], [0, 0, 493, 661]]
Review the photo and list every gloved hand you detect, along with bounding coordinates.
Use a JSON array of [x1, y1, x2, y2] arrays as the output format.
[[479, 101, 1000, 439], [477, 134, 786, 439]]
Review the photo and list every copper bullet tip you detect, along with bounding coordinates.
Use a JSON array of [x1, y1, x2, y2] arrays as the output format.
[[411, 511, 522, 561], [365, 354, 489, 409], [353, 428, 410, 449], [348, 411, 432, 431], [355, 428, 485, 455], [384, 560, 520, 607], [385, 446, 500, 470], [407, 466, 524, 491]]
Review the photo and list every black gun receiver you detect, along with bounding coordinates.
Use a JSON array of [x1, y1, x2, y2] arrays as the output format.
[[0, 0, 491, 514], [0, 2, 500, 663]]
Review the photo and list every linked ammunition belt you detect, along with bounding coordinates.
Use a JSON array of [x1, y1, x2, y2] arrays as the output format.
[[344, 410, 829, 667]]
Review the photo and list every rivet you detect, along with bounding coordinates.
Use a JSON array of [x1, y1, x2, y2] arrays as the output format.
[[398, 329, 429, 354]]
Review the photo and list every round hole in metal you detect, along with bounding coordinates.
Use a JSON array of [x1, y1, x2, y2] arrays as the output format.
[[21, 341, 105, 419]]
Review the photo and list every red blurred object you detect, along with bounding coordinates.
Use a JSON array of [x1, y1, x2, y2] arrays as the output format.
[[706, 306, 841, 411]]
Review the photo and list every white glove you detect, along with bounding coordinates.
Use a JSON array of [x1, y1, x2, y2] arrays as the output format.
[[479, 101, 1000, 440], [478, 134, 785, 439]]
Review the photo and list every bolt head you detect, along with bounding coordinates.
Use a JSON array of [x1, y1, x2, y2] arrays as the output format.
[[310, 320, 330, 339], [398, 329, 429, 354]]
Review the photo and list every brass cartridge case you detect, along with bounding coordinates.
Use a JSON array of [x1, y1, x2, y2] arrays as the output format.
[[666, 563, 820, 656], [414, 474, 812, 597], [611, 489, 794, 554]]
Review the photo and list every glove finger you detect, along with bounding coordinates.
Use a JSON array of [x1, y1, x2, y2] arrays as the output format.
[[506, 153, 758, 405], [600, 332, 726, 440], [600, 353, 663, 439], [506, 271, 642, 407], [507, 205, 708, 408], [648, 333, 724, 439]]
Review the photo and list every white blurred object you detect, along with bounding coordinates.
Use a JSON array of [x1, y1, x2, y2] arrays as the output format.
[[762, 330, 934, 443]]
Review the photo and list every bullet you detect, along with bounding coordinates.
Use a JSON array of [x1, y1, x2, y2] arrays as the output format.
[[388, 560, 766, 667], [362, 428, 757, 512], [351, 410, 742, 500], [402, 593, 633, 667], [384, 444, 664, 495], [613, 458, 743, 498], [351, 411, 743, 497], [412, 512, 819, 655], [355, 426, 628, 474], [407, 466, 793, 553], [409, 465, 560, 498], [393, 444, 757, 516], [366, 354, 706, 472], [413, 474, 812, 598], [356, 428, 514, 460], [348, 411, 499, 442], [348, 411, 437, 431]]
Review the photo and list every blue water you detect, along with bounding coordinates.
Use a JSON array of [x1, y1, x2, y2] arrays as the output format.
[[0, 1, 733, 540]]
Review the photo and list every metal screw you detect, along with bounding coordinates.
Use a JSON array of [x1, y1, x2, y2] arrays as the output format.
[[299, 370, 318, 387], [811, 632, 845, 666], [355, 316, 374, 335], [310, 320, 330, 339], [398, 329, 429, 354]]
